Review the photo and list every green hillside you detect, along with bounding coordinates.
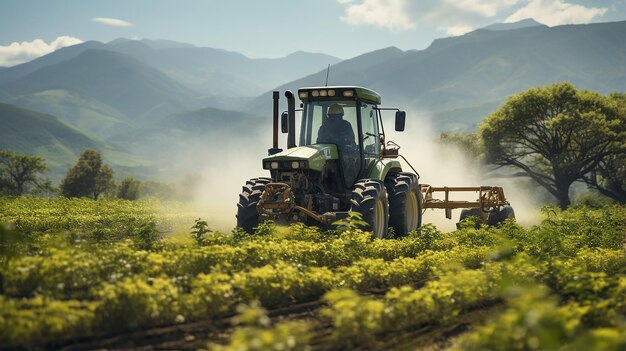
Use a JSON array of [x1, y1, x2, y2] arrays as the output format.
[[0, 103, 150, 179], [8, 89, 131, 137], [0, 103, 103, 170]]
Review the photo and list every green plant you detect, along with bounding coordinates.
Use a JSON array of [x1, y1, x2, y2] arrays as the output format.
[[132, 221, 159, 250], [190, 218, 210, 245], [333, 211, 368, 232]]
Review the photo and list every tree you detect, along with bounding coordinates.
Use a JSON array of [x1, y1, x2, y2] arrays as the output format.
[[117, 176, 141, 200], [60, 149, 114, 199], [0, 150, 49, 195], [481, 83, 625, 209], [582, 92, 626, 203]]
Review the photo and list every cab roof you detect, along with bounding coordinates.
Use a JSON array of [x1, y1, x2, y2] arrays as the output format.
[[298, 86, 381, 105]]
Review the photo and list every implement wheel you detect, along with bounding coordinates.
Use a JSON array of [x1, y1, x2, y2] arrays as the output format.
[[350, 179, 389, 238], [488, 205, 516, 225], [385, 172, 423, 237], [236, 177, 271, 233], [458, 208, 482, 229]]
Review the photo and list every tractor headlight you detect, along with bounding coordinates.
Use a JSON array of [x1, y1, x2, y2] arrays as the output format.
[[270, 162, 279, 169], [328, 89, 336, 96], [343, 90, 354, 97], [291, 161, 300, 169], [298, 91, 308, 99]]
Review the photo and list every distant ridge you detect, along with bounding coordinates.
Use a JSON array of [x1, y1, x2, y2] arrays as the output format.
[[107, 38, 197, 50], [482, 18, 546, 31], [0, 41, 108, 85]]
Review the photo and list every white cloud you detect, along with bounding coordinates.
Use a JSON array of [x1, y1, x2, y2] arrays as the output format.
[[92, 17, 133, 27], [0, 36, 83, 67], [505, 0, 608, 26], [445, 0, 522, 17], [445, 25, 475, 36], [339, 0, 416, 32], [337, 0, 521, 36], [337, 0, 610, 39]]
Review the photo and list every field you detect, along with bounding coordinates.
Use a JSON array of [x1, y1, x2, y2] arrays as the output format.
[[1, 197, 625, 350]]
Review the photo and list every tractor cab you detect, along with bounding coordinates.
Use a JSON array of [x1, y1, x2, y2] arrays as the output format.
[[297, 87, 387, 190]]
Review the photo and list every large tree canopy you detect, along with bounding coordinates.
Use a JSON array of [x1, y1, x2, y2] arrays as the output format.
[[0, 150, 49, 196], [60, 149, 114, 199], [583, 92, 626, 204], [481, 83, 625, 209]]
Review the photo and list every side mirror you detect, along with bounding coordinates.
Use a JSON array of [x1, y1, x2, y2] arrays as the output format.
[[281, 111, 288, 133], [395, 111, 406, 132]]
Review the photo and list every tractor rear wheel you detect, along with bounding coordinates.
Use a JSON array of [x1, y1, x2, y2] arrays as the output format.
[[236, 177, 271, 233], [385, 172, 423, 237], [350, 179, 389, 238]]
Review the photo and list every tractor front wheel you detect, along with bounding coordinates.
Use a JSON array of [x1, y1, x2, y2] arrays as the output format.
[[236, 177, 271, 233], [350, 179, 389, 238]]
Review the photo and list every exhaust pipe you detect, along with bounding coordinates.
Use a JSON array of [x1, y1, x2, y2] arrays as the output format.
[[285, 90, 296, 149], [268, 91, 282, 155]]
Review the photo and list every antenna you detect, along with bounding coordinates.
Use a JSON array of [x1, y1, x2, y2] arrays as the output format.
[[325, 64, 330, 86]]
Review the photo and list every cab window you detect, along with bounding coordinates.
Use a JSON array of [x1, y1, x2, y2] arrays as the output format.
[[299, 100, 357, 146], [360, 102, 379, 155]]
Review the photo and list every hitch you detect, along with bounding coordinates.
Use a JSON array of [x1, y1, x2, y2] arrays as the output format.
[[257, 183, 296, 216], [257, 182, 340, 224]]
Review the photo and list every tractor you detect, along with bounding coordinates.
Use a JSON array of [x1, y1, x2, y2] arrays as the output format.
[[237, 86, 515, 237]]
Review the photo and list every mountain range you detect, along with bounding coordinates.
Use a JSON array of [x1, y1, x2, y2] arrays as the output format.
[[252, 20, 626, 131], [1, 19, 625, 180]]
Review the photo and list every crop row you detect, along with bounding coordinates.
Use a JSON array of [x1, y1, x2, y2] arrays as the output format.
[[3, 243, 624, 348], [0, 243, 494, 345]]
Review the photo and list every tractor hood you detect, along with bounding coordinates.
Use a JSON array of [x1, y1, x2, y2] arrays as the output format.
[[263, 144, 338, 172]]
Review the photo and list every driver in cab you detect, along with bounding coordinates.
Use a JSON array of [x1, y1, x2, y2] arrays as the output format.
[[316, 103, 355, 147], [316, 103, 359, 184]]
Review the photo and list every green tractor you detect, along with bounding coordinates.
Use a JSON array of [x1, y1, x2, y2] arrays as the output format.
[[237, 86, 514, 237]]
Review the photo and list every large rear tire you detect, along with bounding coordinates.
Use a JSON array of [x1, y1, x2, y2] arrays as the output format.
[[236, 177, 271, 233], [385, 172, 423, 237], [350, 179, 389, 238]]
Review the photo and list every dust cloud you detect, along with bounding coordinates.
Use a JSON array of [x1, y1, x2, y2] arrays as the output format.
[[183, 127, 275, 231]]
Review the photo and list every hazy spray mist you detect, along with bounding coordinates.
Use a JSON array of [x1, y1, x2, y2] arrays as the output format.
[[188, 126, 275, 231], [160, 108, 542, 233], [390, 109, 542, 231]]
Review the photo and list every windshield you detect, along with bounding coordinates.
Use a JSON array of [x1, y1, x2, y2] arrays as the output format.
[[299, 100, 358, 146]]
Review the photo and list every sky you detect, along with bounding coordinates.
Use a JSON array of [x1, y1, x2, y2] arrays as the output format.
[[1, 0, 625, 66]]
